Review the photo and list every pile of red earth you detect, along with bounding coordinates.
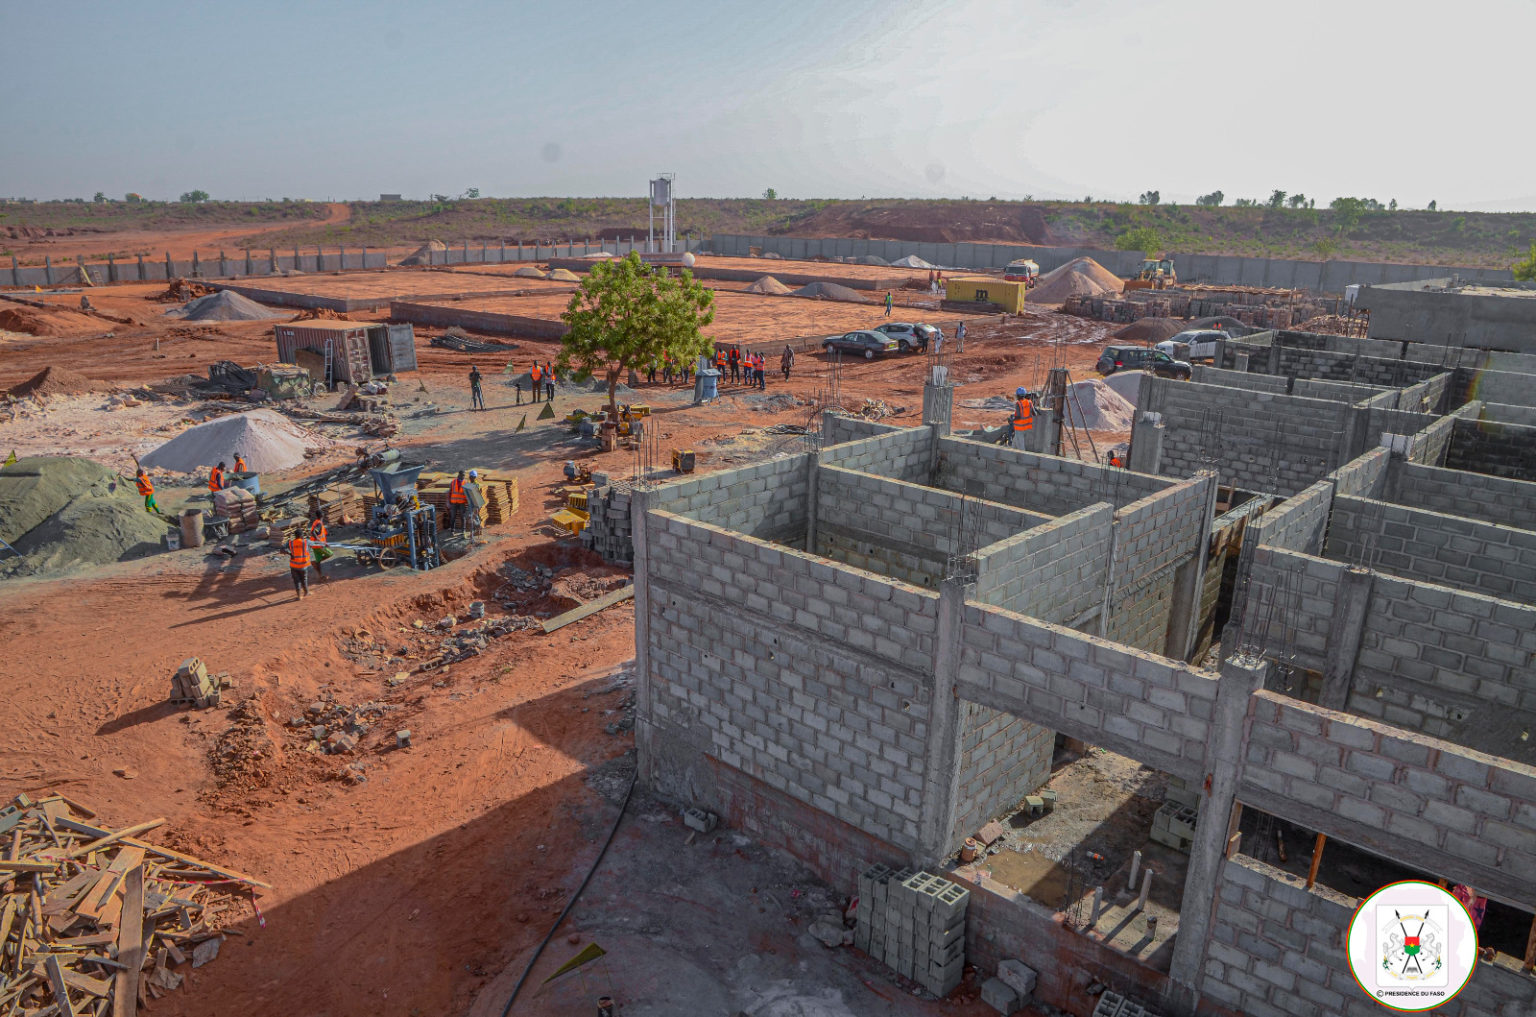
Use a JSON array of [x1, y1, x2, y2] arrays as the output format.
[[150, 277, 213, 302], [295, 306, 351, 321], [0, 304, 103, 336], [6, 365, 106, 398], [1028, 257, 1124, 307], [1113, 317, 1186, 343]]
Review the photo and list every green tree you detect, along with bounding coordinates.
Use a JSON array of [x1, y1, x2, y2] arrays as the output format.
[[93, 191, 106, 203], [1114, 226, 1162, 253], [1195, 190, 1224, 207], [1288, 193, 1308, 208], [462, 187, 480, 199], [1138, 189, 1160, 205], [1312, 238, 1340, 258], [179, 189, 209, 203], [1268, 189, 1287, 208], [558, 252, 715, 421], [1389, 198, 1397, 211], [1330, 196, 1367, 231], [1512, 244, 1536, 282], [125, 192, 143, 203], [762, 188, 777, 200], [1233, 198, 1259, 207], [1428, 200, 1438, 211]]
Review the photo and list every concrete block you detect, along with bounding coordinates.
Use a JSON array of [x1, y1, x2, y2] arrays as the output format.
[[996, 959, 1036, 999], [682, 807, 718, 833], [980, 976, 1020, 1014]]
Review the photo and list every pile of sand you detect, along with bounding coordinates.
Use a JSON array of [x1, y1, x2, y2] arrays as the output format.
[[1065, 378, 1136, 430], [0, 456, 165, 577], [7, 366, 107, 399], [547, 268, 581, 282], [512, 266, 547, 279], [1028, 257, 1123, 307], [1114, 317, 1185, 343], [0, 305, 104, 336], [399, 240, 447, 267], [856, 254, 890, 266], [1102, 372, 1144, 405], [790, 281, 870, 303], [140, 409, 332, 474], [164, 290, 284, 321], [746, 275, 793, 295], [890, 254, 936, 269]]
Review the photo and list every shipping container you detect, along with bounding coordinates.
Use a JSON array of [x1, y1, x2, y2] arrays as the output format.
[[274, 321, 418, 384], [943, 276, 1026, 313]]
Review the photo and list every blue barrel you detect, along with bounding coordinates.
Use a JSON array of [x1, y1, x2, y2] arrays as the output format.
[[229, 472, 261, 497]]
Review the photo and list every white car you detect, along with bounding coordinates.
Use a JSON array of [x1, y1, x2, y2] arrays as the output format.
[[1155, 329, 1229, 363]]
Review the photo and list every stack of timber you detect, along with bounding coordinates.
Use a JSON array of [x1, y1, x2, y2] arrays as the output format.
[[0, 793, 268, 1016]]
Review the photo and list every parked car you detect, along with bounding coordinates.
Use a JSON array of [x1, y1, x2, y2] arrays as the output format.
[[1094, 345, 1191, 379], [1155, 329, 1229, 363], [823, 330, 900, 359], [874, 321, 943, 352]]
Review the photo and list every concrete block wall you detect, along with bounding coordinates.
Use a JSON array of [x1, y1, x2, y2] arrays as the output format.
[[1389, 459, 1536, 530], [1328, 447, 1390, 499], [1447, 417, 1536, 481], [1274, 347, 1440, 388], [935, 436, 1172, 515], [652, 453, 811, 541], [1104, 477, 1212, 654], [1455, 366, 1536, 408], [1365, 407, 1441, 452], [820, 426, 933, 484], [643, 509, 940, 851], [1399, 371, 1451, 413], [1191, 364, 1289, 394], [1237, 547, 1338, 677], [1238, 691, 1536, 905], [1479, 401, 1536, 428], [956, 602, 1220, 782], [814, 465, 1046, 588], [1140, 377, 1350, 495], [1246, 481, 1333, 555], [1325, 494, 1536, 605], [823, 412, 906, 446], [950, 701, 1054, 845], [1275, 330, 1404, 359], [1290, 377, 1390, 404], [971, 504, 1113, 624], [1408, 413, 1456, 466], [1199, 854, 1536, 1017]]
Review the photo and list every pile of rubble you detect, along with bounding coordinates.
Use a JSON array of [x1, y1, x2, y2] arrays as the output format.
[[286, 698, 399, 756], [0, 793, 264, 1014]]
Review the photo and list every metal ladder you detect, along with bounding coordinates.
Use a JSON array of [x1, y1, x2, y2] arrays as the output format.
[[323, 338, 335, 389]]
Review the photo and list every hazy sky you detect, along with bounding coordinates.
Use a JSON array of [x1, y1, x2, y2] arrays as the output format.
[[4, 0, 1533, 210]]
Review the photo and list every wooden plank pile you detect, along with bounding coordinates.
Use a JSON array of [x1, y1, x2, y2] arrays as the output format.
[[0, 793, 268, 1016]]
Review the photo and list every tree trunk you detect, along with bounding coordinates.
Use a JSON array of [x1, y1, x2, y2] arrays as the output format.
[[607, 366, 621, 423]]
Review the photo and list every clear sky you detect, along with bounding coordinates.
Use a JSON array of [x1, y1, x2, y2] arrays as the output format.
[[3, 0, 1533, 210]]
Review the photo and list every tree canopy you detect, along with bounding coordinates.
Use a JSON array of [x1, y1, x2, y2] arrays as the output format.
[[558, 252, 715, 420]]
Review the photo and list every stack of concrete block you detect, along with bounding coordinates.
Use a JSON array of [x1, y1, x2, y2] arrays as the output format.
[[1091, 990, 1164, 1017], [169, 656, 222, 709], [580, 482, 634, 564], [1150, 775, 1199, 853], [854, 863, 968, 997], [980, 959, 1038, 1014]]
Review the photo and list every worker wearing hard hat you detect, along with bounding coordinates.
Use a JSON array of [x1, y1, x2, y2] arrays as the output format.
[[1011, 387, 1036, 450]]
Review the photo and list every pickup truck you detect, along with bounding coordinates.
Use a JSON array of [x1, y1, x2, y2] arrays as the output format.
[[1154, 329, 1229, 363]]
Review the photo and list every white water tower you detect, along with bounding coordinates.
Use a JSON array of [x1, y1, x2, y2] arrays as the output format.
[[648, 173, 676, 254]]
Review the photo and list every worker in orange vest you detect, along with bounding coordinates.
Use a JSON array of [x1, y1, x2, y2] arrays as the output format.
[[135, 469, 158, 514], [715, 347, 727, 378], [755, 352, 767, 390], [448, 470, 470, 532], [208, 461, 226, 494], [234, 455, 247, 474], [308, 512, 330, 582], [1011, 387, 1035, 450], [288, 531, 314, 599], [1109, 451, 1125, 468], [543, 362, 555, 402], [529, 362, 542, 403]]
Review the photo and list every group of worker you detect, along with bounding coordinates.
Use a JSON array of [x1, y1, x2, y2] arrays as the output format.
[[514, 361, 558, 405], [133, 454, 252, 514], [712, 345, 794, 389], [446, 469, 482, 535], [653, 353, 695, 386]]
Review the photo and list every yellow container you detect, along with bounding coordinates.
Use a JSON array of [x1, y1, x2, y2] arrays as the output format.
[[944, 276, 1026, 313]]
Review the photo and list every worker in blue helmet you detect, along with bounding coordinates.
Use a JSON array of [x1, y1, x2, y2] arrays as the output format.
[[1011, 387, 1035, 449]]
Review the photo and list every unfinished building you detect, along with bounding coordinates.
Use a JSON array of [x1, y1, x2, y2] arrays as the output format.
[[625, 341, 1536, 1016]]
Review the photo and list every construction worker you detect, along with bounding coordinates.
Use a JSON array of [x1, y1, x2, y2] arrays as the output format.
[[1011, 387, 1035, 450], [208, 461, 227, 494], [1109, 452, 1125, 468], [287, 529, 313, 600], [646, 358, 658, 384], [308, 511, 330, 582], [465, 469, 484, 541], [728, 346, 741, 384], [469, 365, 484, 410], [884, 291, 893, 317], [781, 344, 795, 380], [544, 362, 555, 402], [233, 454, 247, 474], [715, 345, 727, 380], [448, 470, 469, 532], [755, 352, 767, 390], [529, 362, 542, 402], [957, 321, 967, 352], [135, 469, 158, 513]]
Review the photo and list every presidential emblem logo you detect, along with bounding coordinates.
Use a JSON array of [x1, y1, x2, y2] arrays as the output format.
[[1347, 881, 1477, 1012]]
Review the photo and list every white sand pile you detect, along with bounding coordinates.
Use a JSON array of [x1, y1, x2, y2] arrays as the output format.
[[1101, 371, 1145, 406], [399, 240, 447, 266], [513, 266, 547, 278], [1065, 378, 1135, 430], [547, 268, 582, 282], [890, 254, 936, 269], [1028, 257, 1123, 307], [746, 275, 793, 295], [790, 281, 870, 303], [140, 409, 332, 474], [856, 254, 890, 266], [164, 290, 284, 321]]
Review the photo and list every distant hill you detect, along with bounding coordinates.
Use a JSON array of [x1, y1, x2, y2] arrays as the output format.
[[5, 196, 1535, 269]]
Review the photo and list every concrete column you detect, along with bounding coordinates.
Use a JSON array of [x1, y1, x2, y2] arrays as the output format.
[[921, 380, 953, 436], [1232, 350, 1249, 372], [1168, 654, 1268, 993], [362, 245, 368, 269], [803, 451, 822, 552], [1319, 567, 1374, 710], [10, 255, 17, 287], [339, 245, 346, 271], [269, 248, 277, 272], [165, 252, 173, 279], [1336, 405, 1372, 469], [1163, 471, 1220, 661], [1128, 412, 1165, 474], [136, 255, 144, 282], [191, 251, 200, 278], [630, 486, 656, 775], [1266, 342, 1281, 376], [45, 256, 53, 286], [107, 255, 116, 283], [915, 576, 967, 866], [499, 242, 506, 263], [219, 250, 228, 277], [244, 249, 253, 275]]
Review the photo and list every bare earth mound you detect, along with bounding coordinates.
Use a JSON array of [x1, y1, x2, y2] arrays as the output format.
[[140, 409, 332, 473], [746, 275, 793, 295], [790, 281, 870, 303], [1029, 257, 1123, 307], [513, 266, 547, 278], [165, 289, 284, 321], [0, 305, 104, 336], [7, 365, 106, 398], [547, 268, 581, 282], [1113, 317, 1185, 343]]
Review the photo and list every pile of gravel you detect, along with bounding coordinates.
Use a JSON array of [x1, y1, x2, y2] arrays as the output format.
[[141, 409, 332, 473], [0, 456, 166, 577], [746, 275, 793, 295], [165, 290, 284, 321], [789, 281, 870, 303]]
